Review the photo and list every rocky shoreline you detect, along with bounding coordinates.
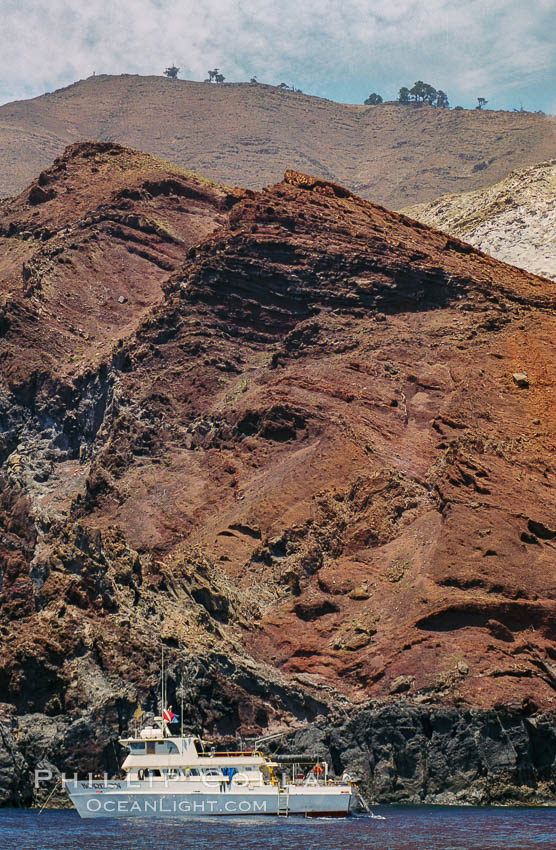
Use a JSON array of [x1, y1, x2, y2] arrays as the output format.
[[1, 703, 555, 808], [290, 704, 556, 806]]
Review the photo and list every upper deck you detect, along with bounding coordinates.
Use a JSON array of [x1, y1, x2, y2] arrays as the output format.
[[120, 732, 272, 773]]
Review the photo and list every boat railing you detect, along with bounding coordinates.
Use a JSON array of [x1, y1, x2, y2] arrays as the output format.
[[197, 751, 264, 758], [286, 777, 349, 787]]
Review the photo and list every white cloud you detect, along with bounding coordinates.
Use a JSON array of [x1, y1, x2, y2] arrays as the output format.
[[0, 0, 554, 110]]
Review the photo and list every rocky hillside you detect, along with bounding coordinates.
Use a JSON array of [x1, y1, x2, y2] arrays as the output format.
[[0, 141, 231, 388], [0, 145, 555, 806], [406, 160, 556, 282], [2, 75, 556, 207]]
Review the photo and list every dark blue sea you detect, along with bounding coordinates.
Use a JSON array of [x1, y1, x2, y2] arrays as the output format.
[[0, 807, 555, 849]]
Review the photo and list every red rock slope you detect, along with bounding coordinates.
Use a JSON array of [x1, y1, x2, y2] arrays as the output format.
[[0, 141, 230, 389], [0, 154, 555, 754]]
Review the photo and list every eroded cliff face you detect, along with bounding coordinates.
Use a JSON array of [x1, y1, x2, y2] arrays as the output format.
[[0, 147, 555, 804]]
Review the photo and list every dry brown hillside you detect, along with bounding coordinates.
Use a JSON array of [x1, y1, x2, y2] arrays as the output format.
[[1, 74, 556, 207]]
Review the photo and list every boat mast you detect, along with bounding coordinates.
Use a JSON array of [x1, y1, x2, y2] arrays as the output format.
[[161, 646, 165, 717], [180, 672, 184, 739]]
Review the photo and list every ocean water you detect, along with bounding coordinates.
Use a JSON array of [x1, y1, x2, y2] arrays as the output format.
[[0, 806, 555, 850]]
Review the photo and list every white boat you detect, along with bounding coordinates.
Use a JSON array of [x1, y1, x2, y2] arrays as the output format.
[[65, 723, 356, 818]]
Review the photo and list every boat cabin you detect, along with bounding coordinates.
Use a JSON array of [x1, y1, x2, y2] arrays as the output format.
[[120, 731, 274, 786]]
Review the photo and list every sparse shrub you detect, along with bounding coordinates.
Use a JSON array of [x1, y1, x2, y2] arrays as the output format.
[[164, 65, 179, 80], [276, 82, 302, 92], [364, 92, 383, 105]]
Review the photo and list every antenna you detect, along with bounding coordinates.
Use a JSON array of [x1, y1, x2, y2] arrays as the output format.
[[180, 672, 184, 739], [161, 646, 165, 715]]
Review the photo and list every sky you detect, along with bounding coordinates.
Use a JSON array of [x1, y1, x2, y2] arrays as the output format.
[[1, 0, 555, 113]]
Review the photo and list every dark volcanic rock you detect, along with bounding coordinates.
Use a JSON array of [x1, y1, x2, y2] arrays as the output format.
[[287, 704, 556, 805], [0, 720, 33, 806]]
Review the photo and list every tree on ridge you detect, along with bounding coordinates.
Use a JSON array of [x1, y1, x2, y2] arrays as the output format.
[[205, 69, 226, 83], [364, 92, 383, 105], [410, 80, 438, 105], [435, 89, 450, 108], [398, 82, 450, 108]]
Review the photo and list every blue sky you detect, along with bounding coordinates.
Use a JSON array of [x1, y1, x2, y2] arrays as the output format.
[[1, 0, 555, 112]]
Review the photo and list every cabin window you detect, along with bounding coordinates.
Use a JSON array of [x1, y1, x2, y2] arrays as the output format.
[[146, 741, 156, 755], [130, 743, 145, 752], [188, 768, 200, 777]]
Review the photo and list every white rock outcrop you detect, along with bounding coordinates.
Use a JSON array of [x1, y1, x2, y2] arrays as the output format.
[[405, 159, 556, 282]]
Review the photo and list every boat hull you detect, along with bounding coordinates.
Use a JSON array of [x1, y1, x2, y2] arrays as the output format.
[[65, 781, 354, 818]]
